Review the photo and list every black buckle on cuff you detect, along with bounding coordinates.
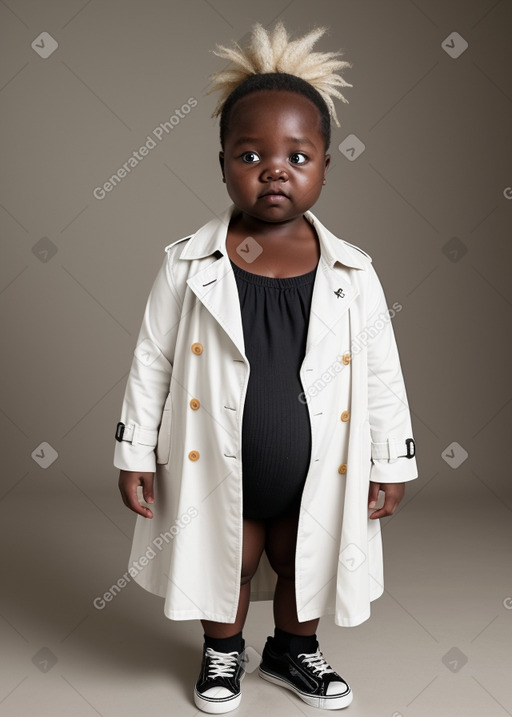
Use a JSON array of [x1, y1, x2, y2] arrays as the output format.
[[115, 422, 125, 442], [405, 438, 415, 458]]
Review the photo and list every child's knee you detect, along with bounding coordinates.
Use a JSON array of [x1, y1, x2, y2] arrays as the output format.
[[240, 547, 265, 585], [266, 552, 295, 581], [240, 563, 259, 585]]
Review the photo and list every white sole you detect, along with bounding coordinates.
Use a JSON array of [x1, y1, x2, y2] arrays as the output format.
[[259, 667, 353, 710], [193, 689, 242, 714]]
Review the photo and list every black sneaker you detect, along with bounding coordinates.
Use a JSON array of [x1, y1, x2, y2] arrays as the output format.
[[259, 636, 352, 710], [194, 642, 245, 714]]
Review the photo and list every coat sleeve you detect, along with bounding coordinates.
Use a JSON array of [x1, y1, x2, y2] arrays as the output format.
[[366, 264, 418, 484], [113, 248, 182, 473]]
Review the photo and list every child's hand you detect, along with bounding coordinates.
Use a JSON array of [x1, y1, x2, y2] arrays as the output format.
[[368, 481, 405, 520], [118, 470, 155, 518]]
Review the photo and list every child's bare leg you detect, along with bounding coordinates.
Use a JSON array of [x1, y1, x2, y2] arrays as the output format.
[[201, 516, 266, 638], [266, 510, 319, 636]]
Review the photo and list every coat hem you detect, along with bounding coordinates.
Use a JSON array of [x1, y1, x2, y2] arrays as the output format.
[[163, 607, 239, 623], [131, 569, 242, 623], [297, 583, 384, 627], [130, 562, 384, 627]]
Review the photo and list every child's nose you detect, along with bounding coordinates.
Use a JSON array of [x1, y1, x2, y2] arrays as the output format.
[[262, 166, 289, 181]]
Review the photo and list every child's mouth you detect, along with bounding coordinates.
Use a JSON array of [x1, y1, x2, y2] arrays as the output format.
[[259, 192, 289, 202]]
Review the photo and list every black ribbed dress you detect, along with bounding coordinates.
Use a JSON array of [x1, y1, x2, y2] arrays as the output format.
[[230, 259, 318, 520]]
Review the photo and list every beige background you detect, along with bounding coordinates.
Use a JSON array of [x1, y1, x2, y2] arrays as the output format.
[[1, 1, 511, 715]]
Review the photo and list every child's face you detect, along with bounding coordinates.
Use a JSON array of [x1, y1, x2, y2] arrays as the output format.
[[219, 90, 330, 226]]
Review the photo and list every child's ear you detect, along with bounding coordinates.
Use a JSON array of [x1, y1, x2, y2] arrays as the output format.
[[219, 151, 225, 182], [323, 154, 331, 184]]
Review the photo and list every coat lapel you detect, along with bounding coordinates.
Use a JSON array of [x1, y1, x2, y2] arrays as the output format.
[[186, 256, 246, 358], [305, 256, 359, 354]]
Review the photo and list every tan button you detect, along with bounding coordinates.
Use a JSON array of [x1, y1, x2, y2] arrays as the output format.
[[188, 450, 200, 461], [191, 342, 203, 355], [338, 463, 347, 474], [189, 398, 200, 410], [342, 353, 351, 365], [341, 410, 350, 422]]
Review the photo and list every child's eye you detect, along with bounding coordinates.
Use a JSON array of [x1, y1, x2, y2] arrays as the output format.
[[290, 152, 308, 165], [241, 151, 260, 163]]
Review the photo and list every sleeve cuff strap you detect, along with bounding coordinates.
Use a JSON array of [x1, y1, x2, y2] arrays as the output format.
[[115, 422, 158, 447], [371, 437, 415, 461]]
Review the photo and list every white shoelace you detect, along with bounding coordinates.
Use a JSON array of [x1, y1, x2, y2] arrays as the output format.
[[298, 650, 336, 678], [205, 648, 240, 679]]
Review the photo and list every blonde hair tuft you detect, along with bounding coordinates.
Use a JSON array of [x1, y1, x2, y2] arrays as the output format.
[[207, 22, 353, 127]]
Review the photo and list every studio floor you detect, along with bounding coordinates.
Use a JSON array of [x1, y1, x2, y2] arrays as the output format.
[[1, 481, 511, 717]]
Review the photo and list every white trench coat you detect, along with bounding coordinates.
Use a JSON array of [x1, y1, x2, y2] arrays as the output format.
[[114, 204, 418, 627]]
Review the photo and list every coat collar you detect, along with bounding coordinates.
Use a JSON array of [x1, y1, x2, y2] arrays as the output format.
[[176, 204, 371, 270], [182, 204, 369, 358]]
